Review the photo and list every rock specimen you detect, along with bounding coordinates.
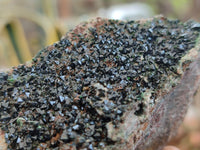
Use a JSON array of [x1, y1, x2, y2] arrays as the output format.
[[0, 16, 200, 150]]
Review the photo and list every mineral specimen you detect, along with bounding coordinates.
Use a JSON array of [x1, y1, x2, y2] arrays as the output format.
[[0, 16, 200, 150]]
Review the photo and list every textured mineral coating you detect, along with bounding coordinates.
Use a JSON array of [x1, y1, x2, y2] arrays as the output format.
[[0, 16, 200, 150]]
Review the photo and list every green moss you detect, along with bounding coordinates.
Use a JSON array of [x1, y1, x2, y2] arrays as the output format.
[[7, 78, 15, 83], [195, 35, 200, 46], [37, 125, 42, 129], [17, 117, 25, 127]]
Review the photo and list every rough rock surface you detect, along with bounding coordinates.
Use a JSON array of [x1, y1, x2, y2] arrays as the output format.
[[0, 16, 200, 150]]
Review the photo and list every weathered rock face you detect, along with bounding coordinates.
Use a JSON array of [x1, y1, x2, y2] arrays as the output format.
[[0, 16, 200, 150]]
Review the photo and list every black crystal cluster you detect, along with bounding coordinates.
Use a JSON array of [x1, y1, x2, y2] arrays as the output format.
[[0, 17, 199, 149]]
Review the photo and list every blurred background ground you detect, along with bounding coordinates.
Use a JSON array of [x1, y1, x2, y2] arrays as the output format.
[[0, 0, 200, 149]]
